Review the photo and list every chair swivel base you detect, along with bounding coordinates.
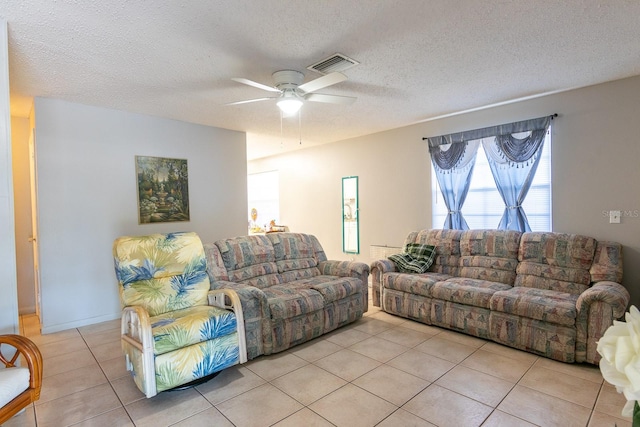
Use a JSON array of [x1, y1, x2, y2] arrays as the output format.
[[169, 371, 221, 392]]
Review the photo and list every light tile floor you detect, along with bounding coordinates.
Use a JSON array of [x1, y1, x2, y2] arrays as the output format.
[[8, 301, 631, 427]]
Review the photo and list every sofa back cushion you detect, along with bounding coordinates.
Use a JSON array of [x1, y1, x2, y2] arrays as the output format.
[[458, 229, 521, 285], [113, 232, 210, 316], [308, 234, 328, 263], [515, 232, 596, 295], [215, 235, 282, 289], [590, 240, 624, 283], [405, 229, 462, 275], [267, 233, 321, 282]]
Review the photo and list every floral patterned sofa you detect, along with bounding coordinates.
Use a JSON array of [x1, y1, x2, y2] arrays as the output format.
[[204, 233, 369, 359], [371, 229, 629, 364]]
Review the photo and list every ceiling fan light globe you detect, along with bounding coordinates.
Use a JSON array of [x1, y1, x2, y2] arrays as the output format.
[[277, 98, 303, 115]]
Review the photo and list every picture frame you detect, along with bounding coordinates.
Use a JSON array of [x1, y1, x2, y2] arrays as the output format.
[[135, 155, 190, 224]]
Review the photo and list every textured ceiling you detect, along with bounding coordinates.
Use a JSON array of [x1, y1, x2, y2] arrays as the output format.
[[2, 1, 640, 160]]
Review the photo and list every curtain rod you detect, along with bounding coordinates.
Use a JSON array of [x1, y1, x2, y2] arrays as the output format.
[[421, 113, 558, 141]]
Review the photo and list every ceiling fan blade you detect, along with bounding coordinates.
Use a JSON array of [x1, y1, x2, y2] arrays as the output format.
[[225, 97, 275, 106], [298, 72, 347, 94], [306, 93, 356, 105], [232, 78, 281, 93]]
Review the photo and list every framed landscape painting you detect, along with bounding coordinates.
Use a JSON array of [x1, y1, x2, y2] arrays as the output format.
[[136, 155, 190, 224]]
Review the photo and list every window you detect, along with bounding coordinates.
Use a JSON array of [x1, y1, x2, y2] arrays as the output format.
[[247, 171, 279, 233], [432, 130, 551, 231]]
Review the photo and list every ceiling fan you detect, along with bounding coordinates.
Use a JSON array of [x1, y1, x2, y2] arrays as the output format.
[[227, 70, 356, 116]]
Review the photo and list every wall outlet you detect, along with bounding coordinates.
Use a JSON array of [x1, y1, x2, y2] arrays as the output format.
[[610, 210, 621, 224]]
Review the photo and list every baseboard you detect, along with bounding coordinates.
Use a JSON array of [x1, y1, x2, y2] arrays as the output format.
[[41, 312, 121, 334]]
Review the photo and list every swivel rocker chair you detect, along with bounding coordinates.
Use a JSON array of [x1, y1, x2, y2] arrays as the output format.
[[113, 231, 246, 398]]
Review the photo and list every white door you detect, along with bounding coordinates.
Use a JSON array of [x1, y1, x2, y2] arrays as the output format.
[[29, 128, 41, 319]]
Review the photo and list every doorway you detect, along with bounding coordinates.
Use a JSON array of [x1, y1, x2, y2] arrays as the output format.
[[12, 115, 41, 325]]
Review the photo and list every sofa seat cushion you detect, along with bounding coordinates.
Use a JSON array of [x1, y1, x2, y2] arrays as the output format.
[[291, 276, 362, 304], [490, 287, 578, 327], [432, 278, 512, 309], [153, 333, 240, 393], [383, 272, 452, 298], [263, 285, 325, 320], [151, 305, 238, 355], [0, 366, 29, 408]]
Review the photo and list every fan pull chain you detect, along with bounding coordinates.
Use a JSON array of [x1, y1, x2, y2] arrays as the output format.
[[280, 110, 284, 149], [299, 110, 302, 145]]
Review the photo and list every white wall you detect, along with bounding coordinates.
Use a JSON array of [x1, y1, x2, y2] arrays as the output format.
[[34, 98, 247, 333], [0, 18, 19, 334], [248, 125, 431, 260], [249, 74, 640, 309]]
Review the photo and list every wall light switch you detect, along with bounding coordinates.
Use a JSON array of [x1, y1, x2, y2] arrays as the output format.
[[610, 210, 621, 224]]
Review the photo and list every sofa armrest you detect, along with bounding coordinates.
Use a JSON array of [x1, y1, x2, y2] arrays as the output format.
[[575, 281, 630, 364], [318, 260, 370, 312], [208, 280, 271, 359], [208, 288, 248, 364], [576, 281, 630, 319], [121, 305, 156, 397], [369, 260, 396, 307], [371, 259, 397, 275], [318, 260, 369, 280], [121, 306, 153, 352]]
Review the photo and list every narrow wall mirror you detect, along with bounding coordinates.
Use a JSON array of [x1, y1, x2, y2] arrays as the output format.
[[342, 176, 359, 254]]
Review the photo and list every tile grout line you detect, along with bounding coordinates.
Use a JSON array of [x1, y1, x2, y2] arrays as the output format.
[[19, 314, 623, 427], [78, 326, 137, 426]]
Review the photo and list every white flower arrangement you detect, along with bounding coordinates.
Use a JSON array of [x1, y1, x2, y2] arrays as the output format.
[[597, 305, 640, 423]]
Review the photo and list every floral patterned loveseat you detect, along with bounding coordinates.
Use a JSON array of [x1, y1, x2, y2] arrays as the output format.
[[204, 232, 369, 359], [371, 229, 629, 364]]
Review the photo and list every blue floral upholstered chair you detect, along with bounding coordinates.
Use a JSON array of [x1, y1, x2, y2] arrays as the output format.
[[113, 232, 247, 398]]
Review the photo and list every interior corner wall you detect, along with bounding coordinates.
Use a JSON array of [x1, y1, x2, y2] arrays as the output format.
[[248, 74, 640, 309], [0, 18, 19, 335], [34, 98, 247, 333]]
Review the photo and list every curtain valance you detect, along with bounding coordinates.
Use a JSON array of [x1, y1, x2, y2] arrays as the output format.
[[425, 115, 555, 148], [430, 139, 479, 172]]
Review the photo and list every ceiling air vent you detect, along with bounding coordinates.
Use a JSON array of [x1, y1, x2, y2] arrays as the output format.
[[307, 53, 359, 75]]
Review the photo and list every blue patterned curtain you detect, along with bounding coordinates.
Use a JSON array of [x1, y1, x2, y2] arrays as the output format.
[[429, 137, 480, 230], [426, 115, 554, 231], [482, 117, 550, 231]]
